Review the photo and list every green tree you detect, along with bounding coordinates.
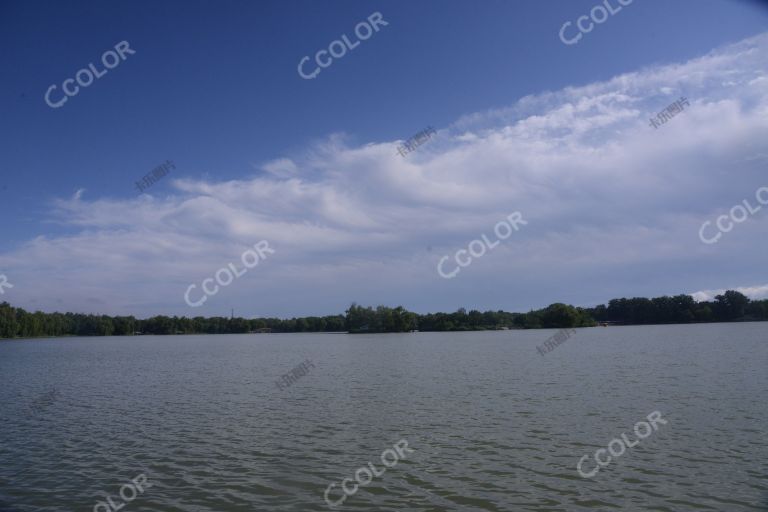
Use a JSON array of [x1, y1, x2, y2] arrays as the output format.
[[540, 303, 580, 328], [714, 290, 749, 321]]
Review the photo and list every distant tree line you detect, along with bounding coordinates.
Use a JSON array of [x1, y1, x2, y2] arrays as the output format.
[[0, 290, 766, 339], [344, 303, 595, 332], [585, 290, 768, 325], [345, 305, 418, 333], [0, 302, 345, 339]]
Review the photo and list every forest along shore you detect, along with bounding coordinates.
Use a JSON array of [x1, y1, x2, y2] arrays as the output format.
[[0, 290, 765, 339]]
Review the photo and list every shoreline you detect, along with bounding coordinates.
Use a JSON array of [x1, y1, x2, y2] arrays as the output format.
[[1, 318, 765, 341], [2, 290, 765, 340]]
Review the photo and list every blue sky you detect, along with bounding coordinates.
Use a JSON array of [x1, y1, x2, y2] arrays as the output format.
[[1, 0, 767, 317]]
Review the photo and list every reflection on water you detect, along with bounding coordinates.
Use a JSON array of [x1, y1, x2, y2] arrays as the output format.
[[0, 322, 766, 511]]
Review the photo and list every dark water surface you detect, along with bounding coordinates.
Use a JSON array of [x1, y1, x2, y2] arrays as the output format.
[[1, 323, 767, 511]]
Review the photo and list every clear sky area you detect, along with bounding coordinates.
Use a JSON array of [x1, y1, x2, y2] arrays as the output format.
[[1, 0, 767, 317]]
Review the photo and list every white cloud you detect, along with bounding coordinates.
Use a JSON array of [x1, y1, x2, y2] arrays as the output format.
[[260, 158, 299, 179], [691, 284, 768, 302], [2, 32, 768, 316]]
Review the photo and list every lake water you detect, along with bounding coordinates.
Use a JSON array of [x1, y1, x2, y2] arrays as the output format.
[[1, 323, 767, 511]]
